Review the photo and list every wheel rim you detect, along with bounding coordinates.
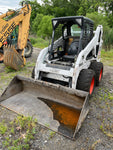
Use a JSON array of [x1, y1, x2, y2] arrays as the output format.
[[89, 77, 95, 95], [99, 68, 103, 81], [0, 52, 4, 62]]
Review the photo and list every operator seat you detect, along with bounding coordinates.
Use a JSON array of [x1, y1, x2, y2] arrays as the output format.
[[63, 38, 79, 62]]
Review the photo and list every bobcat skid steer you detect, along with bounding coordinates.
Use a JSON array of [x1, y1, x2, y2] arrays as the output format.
[[0, 16, 103, 139]]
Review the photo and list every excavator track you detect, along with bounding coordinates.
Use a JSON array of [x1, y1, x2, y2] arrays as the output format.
[[3, 45, 26, 70]]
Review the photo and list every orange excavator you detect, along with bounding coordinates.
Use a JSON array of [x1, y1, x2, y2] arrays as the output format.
[[0, 2, 31, 70]]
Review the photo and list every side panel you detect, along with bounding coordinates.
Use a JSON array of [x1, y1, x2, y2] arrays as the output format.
[[72, 25, 103, 88], [35, 47, 49, 79]]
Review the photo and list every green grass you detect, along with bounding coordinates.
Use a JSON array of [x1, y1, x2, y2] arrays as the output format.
[[100, 123, 113, 138], [101, 49, 113, 66], [0, 61, 34, 82], [1, 115, 37, 150], [49, 131, 56, 139], [0, 122, 7, 135], [30, 37, 50, 49]]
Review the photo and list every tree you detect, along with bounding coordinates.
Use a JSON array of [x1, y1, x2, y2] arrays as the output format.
[[37, 15, 54, 38], [77, 0, 103, 16], [29, 0, 41, 23], [103, 0, 113, 27], [20, 0, 41, 25], [32, 13, 44, 33], [41, 0, 82, 17], [86, 12, 113, 51]]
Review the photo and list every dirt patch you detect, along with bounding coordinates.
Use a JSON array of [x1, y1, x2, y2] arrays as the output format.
[[0, 48, 113, 150]]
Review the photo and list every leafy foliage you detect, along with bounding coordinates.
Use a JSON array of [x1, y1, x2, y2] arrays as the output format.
[[86, 12, 113, 50], [21, 0, 113, 50], [2, 115, 37, 150], [32, 13, 44, 33], [102, 0, 113, 28], [37, 15, 54, 38], [28, 0, 41, 23]]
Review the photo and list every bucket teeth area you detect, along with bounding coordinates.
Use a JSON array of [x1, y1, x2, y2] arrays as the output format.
[[3, 45, 26, 70]]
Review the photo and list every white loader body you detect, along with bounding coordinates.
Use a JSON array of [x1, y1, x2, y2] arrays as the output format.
[[35, 25, 103, 89]]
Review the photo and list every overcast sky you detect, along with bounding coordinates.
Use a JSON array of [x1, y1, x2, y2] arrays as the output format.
[[0, 0, 42, 13]]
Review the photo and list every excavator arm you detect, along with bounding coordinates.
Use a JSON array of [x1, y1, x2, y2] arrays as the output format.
[[0, 3, 31, 70], [0, 10, 15, 20]]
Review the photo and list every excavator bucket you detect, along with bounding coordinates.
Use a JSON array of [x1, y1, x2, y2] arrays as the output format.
[[3, 45, 25, 70], [0, 76, 89, 139]]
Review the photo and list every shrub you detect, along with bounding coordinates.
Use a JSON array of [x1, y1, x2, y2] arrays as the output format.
[[86, 12, 113, 50], [32, 13, 44, 33], [37, 15, 54, 39]]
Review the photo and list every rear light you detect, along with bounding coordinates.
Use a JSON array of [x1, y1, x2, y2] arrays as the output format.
[[3, 41, 7, 45]]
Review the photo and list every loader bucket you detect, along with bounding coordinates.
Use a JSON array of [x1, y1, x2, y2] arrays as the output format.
[[0, 76, 89, 139], [3, 45, 25, 70]]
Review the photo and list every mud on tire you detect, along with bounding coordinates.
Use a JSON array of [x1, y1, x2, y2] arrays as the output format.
[[76, 69, 95, 95], [89, 61, 103, 86]]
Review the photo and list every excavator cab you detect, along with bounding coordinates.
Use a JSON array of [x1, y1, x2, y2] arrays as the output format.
[[7, 26, 18, 45]]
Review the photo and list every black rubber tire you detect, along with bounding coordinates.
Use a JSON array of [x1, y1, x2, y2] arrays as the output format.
[[76, 69, 95, 95], [31, 66, 35, 78], [89, 61, 103, 86], [0, 49, 4, 63], [24, 41, 33, 58]]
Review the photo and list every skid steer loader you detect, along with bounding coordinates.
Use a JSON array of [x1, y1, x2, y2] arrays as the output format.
[[0, 16, 103, 139], [0, 2, 31, 70]]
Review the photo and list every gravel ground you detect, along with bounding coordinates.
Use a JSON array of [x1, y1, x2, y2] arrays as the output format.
[[0, 47, 113, 150]]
